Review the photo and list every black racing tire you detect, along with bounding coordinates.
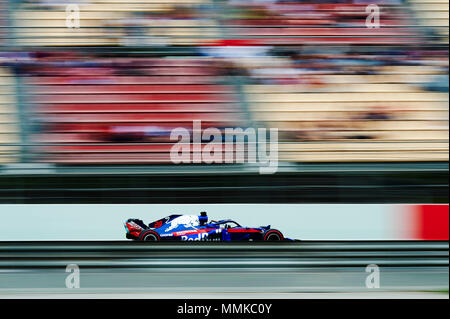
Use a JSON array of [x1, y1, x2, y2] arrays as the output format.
[[263, 229, 284, 241], [140, 230, 160, 242]]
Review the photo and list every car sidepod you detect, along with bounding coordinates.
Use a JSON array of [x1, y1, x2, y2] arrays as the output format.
[[174, 228, 223, 241], [223, 228, 264, 241]]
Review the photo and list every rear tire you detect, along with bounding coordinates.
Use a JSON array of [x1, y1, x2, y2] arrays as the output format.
[[263, 229, 284, 241], [140, 231, 160, 241]]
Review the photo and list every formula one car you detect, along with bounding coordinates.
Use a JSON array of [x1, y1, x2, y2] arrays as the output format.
[[124, 212, 288, 241]]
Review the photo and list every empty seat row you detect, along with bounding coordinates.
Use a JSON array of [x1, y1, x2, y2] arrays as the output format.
[[12, 0, 218, 47], [25, 56, 247, 164], [0, 67, 20, 164]]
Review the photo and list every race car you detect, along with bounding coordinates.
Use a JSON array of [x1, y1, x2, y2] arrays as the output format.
[[124, 212, 288, 241]]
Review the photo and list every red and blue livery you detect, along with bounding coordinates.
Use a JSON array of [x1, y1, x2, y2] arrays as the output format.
[[124, 212, 288, 241]]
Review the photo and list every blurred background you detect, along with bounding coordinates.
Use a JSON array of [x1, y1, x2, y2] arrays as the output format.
[[0, 0, 448, 203], [0, 1, 448, 298]]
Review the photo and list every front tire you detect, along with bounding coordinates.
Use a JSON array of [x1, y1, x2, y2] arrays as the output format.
[[263, 229, 284, 241], [140, 230, 160, 241]]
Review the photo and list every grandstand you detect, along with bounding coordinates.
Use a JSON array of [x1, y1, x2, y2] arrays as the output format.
[[24, 54, 246, 163], [409, 0, 449, 43], [11, 0, 219, 47], [0, 1, 5, 46], [243, 53, 448, 162], [224, 0, 422, 45], [0, 67, 20, 164], [0, 0, 448, 165], [0, 0, 448, 203]]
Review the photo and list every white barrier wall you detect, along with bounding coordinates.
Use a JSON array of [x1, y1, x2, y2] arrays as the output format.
[[0, 204, 447, 241]]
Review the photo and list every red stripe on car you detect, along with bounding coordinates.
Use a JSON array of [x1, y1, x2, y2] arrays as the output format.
[[227, 229, 262, 233]]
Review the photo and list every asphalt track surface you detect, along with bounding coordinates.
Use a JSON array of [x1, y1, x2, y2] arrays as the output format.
[[0, 241, 448, 298]]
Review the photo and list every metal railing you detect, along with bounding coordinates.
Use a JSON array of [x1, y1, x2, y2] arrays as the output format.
[[0, 241, 448, 293]]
